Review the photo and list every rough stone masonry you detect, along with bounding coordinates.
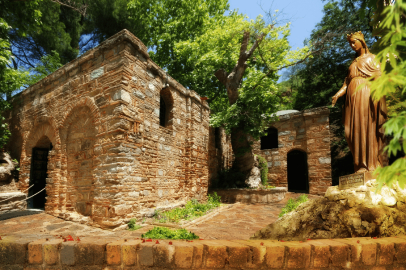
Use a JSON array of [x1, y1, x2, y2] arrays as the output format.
[[6, 30, 212, 228]]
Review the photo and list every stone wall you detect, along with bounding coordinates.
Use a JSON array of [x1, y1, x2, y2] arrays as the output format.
[[6, 30, 210, 228], [2, 235, 406, 269], [252, 107, 332, 195]]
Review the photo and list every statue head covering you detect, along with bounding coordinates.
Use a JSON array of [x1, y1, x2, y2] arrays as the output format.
[[346, 31, 370, 54]]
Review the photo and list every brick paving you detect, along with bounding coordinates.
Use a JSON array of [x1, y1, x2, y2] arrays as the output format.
[[0, 193, 321, 240]]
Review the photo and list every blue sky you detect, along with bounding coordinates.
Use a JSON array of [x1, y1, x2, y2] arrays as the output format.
[[228, 0, 325, 49]]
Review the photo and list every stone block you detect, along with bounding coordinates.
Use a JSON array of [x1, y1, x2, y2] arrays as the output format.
[[28, 239, 47, 265], [61, 242, 76, 266], [200, 241, 227, 268], [308, 240, 331, 268], [0, 240, 15, 265], [282, 242, 311, 269], [43, 239, 62, 265], [112, 89, 132, 104], [90, 67, 104, 80], [375, 239, 395, 265], [122, 240, 141, 266], [221, 241, 249, 268], [172, 241, 194, 269], [319, 157, 331, 164], [138, 243, 154, 266], [106, 240, 126, 265], [154, 242, 175, 268]]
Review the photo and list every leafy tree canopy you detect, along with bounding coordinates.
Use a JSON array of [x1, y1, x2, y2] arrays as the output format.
[[291, 0, 374, 111], [174, 13, 309, 139]]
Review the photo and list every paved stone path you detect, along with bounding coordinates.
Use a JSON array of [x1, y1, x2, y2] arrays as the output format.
[[0, 193, 321, 240]]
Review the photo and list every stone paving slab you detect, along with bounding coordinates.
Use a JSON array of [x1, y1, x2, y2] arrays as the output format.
[[0, 193, 321, 240]]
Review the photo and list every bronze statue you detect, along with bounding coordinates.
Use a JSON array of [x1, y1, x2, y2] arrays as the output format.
[[332, 31, 387, 173]]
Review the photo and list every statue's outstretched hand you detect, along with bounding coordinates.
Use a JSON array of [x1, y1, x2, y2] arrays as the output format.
[[332, 95, 338, 107]]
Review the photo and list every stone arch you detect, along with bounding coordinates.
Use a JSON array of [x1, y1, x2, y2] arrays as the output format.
[[59, 96, 101, 129], [60, 104, 98, 216], [160, 87, 174, 129], [19, 120, 61, 211], [23, 122, 58, 158], [287, 149, 309, 193]]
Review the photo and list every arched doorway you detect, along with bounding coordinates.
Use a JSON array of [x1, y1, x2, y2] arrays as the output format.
[[28, 136, 52, 209], [287, 150, 309, 193]]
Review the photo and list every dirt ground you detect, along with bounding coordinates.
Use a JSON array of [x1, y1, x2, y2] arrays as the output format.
[[0, 193, 321, 240]]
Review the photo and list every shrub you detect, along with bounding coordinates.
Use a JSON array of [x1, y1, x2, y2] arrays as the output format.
[[153, 193, 221, 223], [256, 154, 268, 186], [278, 194, 308, 217], [141, 226, 199, 240], [128, 218, 142, 231]]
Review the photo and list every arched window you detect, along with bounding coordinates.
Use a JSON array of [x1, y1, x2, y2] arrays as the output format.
[[260, 127, 278, 150], [160, 87, 174, 129], [160, 97, 166, 127]]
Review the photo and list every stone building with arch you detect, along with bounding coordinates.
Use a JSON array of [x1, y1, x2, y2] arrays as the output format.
[[6, 30, 211, 227], [253, 107, 332, 195]]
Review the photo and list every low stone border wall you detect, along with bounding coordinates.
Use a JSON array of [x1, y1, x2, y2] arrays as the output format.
[[210, 187, 287, 204], [2, 235, 406, 269]]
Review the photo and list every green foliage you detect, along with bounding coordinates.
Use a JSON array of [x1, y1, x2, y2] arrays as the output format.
[[368, 0, 406, 190], [153, 194, 221, 223], [24, 51, 63, 86], [256, 154, 268, 186], [291, 0, 374, 111], [278, 194, 308, 218], [0, 18, 30, 149], [127, 218, 142, 231], [175, 13, 308, 140], [141, 227, 199, 240], [127, 0, 229, 79]]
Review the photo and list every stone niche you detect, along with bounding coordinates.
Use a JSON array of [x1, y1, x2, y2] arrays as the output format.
[[6, 29, 210, 228], [253, 107, 332, 195]]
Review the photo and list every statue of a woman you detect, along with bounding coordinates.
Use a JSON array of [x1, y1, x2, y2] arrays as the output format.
[[332, 31, 387, 173]]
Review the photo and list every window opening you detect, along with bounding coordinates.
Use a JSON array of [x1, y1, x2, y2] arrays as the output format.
[[260, 127, 278, 150], [160, 97, 166, 127]]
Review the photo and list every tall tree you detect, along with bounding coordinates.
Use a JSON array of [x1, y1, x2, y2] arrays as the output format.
[[0, 0, 43, 148], [292, 0, 374, 111], [10, 0, 84, 68], [175, 14, 308, 185]]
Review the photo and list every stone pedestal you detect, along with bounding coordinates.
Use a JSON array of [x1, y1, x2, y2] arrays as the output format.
[[338, 171, 375, 190]]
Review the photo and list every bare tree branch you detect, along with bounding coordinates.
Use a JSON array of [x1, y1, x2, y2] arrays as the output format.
[[49, 0, 88, 17]]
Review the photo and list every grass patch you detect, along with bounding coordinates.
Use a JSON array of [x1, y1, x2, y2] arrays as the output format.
[[154, 193, 221, 223], [141, 226, 199, 240], [128, 218, 142, 231], [279, 194, 308, 217]]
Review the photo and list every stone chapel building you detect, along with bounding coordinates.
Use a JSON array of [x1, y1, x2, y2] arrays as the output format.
[[7, 30, 212, 227], [5, 30, 332, 227]]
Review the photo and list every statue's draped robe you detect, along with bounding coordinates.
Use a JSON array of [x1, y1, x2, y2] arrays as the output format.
[[342, 53, 387, 172]]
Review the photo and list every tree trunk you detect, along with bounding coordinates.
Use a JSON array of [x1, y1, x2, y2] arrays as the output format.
[[230, 126, 254, 173], [214, 31, 265, 186]]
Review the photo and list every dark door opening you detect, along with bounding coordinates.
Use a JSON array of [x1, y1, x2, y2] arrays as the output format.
[[287, 150, 309, 193], [28, 148, 49, 209]]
